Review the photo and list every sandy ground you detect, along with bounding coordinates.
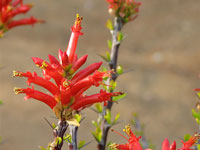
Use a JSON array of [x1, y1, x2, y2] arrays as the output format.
[[1, 0, 200, 149]]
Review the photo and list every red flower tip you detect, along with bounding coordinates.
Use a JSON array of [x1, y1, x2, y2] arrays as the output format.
[[32, 57, 49, 69], [194, 88, 200, 91]]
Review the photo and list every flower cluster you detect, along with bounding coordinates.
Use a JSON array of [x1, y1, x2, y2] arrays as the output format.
[[13, 14, 122, 122], [162, 136, 197, 150], [106, 0, 141, 23], [110, 124, 144, 150], [0, 0, 43, 37], [110, 124, 197, 150]]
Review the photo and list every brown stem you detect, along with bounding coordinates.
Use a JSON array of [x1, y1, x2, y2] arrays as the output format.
[[98, 17, 123, 150], [52, 119, 68, 150]]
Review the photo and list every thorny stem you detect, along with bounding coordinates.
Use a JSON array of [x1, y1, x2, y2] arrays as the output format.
[[98, 17, 123, 150], [68, 125, 79, 150], [52, 119, 68, 150]]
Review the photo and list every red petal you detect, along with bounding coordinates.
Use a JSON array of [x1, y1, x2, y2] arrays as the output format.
[[71, 54, 88, 73], [162, 139, 170, 150], [71, 62, 102, 84]]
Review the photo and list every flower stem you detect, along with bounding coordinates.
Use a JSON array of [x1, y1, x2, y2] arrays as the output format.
[[68, 125, 79, 150], [52, 119, 68, 150], [98, 17, 123, 150]]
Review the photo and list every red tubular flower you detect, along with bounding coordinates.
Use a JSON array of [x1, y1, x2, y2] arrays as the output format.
[[161, 136, 196, 150], [14, 87, 57, 109], [0, 0, 43, 37], [14, 14, 122, 121], [110, 124, 143, 150], [178, 136, 196, 150], [66, 14, 83, 63]]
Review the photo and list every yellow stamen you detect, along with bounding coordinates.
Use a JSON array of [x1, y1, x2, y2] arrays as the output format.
[[13, 87, 24, 94], [12, 70, 22, 77], [63, 80, 71, 87], [75, 13, 83, 26], [40, 61, 48, 69], [123, 124, 131, 136], [109, 143, 119, 150]]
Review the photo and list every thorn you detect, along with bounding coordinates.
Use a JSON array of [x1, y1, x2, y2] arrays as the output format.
[[44, 117, 54, 130]]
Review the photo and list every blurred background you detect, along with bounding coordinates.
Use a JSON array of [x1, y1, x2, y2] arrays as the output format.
[[1, 0, 200, 149]]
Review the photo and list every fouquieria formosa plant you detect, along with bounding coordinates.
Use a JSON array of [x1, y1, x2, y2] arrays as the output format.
[[13, 14, 122, 149], [0, 0, 43, 37]]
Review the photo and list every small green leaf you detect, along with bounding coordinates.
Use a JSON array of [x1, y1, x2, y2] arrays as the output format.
[[106, 51, 111, 61], [117, 32, 124, 42], [52, 123, 57, 129], [74, 114, 81, 123], [197, 144, 200, 150], [106, 19, 114, 30], [116, 65, 123, 75], [78, 140, 86, 149], [112, 93, 126, 102], [110, 80, 117, 91], [56, 137, 62, 145], [39, 146, 47, 150], [107, 40, 112, 50], [0, 100, 2, 105], [192, 109, 200, 120], [64, 134, 72, 143], [95, 103, 103, 113], [184, 134, 191, 141], [197, 92, 200, 98], [101, 66, 108, 72], [92, 120, 98, 127], [104, 109, 112, 124], [113, 113, 120, 124], [92, 127, 102, 142], [98, 54, 109, 62]]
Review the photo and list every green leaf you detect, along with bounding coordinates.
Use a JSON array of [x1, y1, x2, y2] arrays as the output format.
[[109, 80, 117, 91], [184, 134, 191, 141], [107, 40, 112, 50], [52, 123, 57, 129], [95, 103, 103, 113], [106, 19, 114, 30], [192, 109, 200, 120], [56, 137, 62, 145], [112, 93, 126, 102], [92, 127, 102, 142], [98, 54, 109, 62], [91, 120, 98, 127], [113, 113, 120, 124], [104, 109, 112, 124], [197, 144, 200, 150], [197, 92, 200, 98], [117, 32, 124, 42], [116, 65, 123, 75], [78, 140, 86, 149], [63, 134, 72, 143], [74, 114, 81, 123], [0, 100, 2, 105], [106, 51, 111, 61], [101, 66, 108, 72], [39, 146, 47, 150]]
